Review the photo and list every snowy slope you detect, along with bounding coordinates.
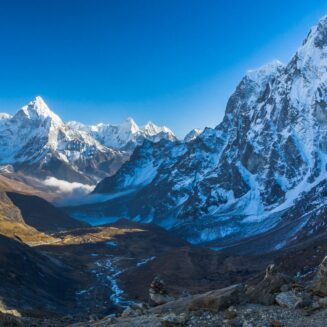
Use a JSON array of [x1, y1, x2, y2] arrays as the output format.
[[88, 14, 327, 250]]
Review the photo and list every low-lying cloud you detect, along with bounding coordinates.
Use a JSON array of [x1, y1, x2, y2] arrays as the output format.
[[41, 177, 139, 208], [42, 177, 94, 196]]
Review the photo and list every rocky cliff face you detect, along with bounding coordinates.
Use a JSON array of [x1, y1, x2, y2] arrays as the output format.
[[89, 15, 327, 251]]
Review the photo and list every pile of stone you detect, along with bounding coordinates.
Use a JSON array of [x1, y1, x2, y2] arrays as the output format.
[[149, 277, 174, 305]]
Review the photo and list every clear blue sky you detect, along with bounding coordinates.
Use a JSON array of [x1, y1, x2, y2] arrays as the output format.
[[0, 0, 327, 137]]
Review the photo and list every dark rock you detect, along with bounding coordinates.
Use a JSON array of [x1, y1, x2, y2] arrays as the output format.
[[275, 291, 302, 309], [149, 277, 174, 305], [150, 284, 245, 315], [229, 319, 243, 327], [280, 284, 290, 292], [311, 256, 327, 296], [188, 284, 245, 312], [246, 264, 293, 305], [0, 313, 23, 327], [298, 292, 313, 308], [270, 321, 282, 327], [160, 313, 187, 327], [318, 297, 327, 308], [122, 303, 149, 317]]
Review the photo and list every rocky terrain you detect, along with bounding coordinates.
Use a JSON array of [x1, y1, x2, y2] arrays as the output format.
[[3, 256, 327, 327], [69, 257, 327, 326]]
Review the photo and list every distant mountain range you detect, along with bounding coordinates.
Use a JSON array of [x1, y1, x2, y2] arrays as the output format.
[[67, 118, 176, 152], [71, 14, 327, 253], [0, 96, 176, 184]]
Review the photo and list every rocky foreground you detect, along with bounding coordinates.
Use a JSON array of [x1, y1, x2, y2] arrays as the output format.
[[3, 256, 327, 327], [71, 257, 327, 327]]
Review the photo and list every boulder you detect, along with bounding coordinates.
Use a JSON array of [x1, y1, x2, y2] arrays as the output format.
[[246, 264, 293, 305], [0, 313, 23, 327], [150, 284, 245, 315], [224, 306, 238, 320], [188, 284, 245, 312], [160, 313, 187, 327], [275, 291, 302, 309], [298, 292, 313, 308], [318, 297, 327, 308], [311, 256, 327, 296], [121, 303, 148, 317], [121, 307, 138, 318], [270, 321, 282, 327]]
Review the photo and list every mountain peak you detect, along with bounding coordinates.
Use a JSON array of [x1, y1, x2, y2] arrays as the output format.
[[316, 14, 327, 35], [122, 117, 140, 134], [143, 121, 175, 139], [34, 96, 47, 107], [143, 121, 160, 135], [18, 96, 62, 124], [293, 14, 327, 77], [246, 60, 284, 83], [302, 16, 327, 50], [0, 113, 12, 120], [144, 121, 155, 127], [184, 128, 203, 142]]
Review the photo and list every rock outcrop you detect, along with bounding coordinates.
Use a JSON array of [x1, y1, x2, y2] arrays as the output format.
[[275, 291, 302, 309], [311, 256, 327, 296], [150, 284, 245, 315], [246, 264, 293, 305], [149, 277, 174, 305]]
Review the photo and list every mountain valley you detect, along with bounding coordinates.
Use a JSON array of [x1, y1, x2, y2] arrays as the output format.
[[0, 13, 327, 327]]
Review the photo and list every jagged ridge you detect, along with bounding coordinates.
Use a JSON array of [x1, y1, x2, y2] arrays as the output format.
[[88, 14, 327, 251]]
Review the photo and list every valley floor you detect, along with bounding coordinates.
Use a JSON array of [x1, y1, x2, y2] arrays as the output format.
[[1, 181, 327, 326]]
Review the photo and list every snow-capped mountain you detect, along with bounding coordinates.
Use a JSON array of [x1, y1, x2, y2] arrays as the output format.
[[0, 97, 128, 184], [0, 113, 12, 120], [85, 15, 327, 251], [184, 128, 203, 142], [67, 118, 176, 151]]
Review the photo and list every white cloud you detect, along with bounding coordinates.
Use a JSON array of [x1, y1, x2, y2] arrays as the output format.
[[42, 177, 94, 196], [41, 177, 138, 208]]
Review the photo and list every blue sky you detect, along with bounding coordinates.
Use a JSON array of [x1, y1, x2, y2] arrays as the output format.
[[0, 1, 327, 137]]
